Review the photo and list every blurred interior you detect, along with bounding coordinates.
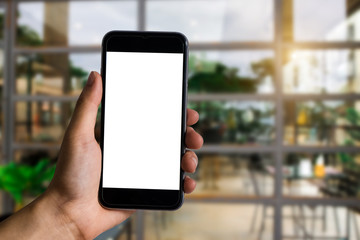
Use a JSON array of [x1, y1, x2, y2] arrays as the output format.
[[0, 0, 360, 239]]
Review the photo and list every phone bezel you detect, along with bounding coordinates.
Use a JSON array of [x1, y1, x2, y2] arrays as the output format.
[[98, 31, 188, 210]]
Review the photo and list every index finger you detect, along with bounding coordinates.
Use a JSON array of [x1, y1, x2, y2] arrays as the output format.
[[187, 108, 199, 126]]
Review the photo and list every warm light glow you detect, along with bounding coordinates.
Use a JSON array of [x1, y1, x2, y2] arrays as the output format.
[[291, 51, 298, 60]]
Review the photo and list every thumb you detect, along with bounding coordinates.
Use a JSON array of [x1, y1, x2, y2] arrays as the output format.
[[66, 71, 103, 139]]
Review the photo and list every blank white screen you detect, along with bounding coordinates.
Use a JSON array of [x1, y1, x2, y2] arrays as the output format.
[[103, 52, 184, 190]]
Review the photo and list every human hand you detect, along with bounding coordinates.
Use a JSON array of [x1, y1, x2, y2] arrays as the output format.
[[42, 71, 202, 239]]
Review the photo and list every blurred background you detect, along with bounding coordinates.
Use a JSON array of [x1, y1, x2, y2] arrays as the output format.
[[0, 0, 359, 239]]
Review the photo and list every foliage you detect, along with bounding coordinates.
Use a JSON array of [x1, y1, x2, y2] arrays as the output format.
[[0, 159, 56, 204], [189, 101, 274, 144], [339, 152, 354, 165], [188, 55, 274, 93], [251, 58, 274, 80], [345, 107, 360, 140], [70, 61, 88, 80], [338, 107, 360, 165], [189, 64, 257, 93], [17, 25, 43, 46]]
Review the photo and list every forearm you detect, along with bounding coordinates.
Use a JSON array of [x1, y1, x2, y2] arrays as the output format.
[[0, 193, 83, 240]]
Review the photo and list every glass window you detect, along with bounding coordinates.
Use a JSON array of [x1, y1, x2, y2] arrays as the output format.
[[15, 101, 76, 143], [3, 0, 360, 238], [189, 51, 274, 93], [16, 53, 99, 96], [144, 203, 273, 240], [189, 101, 275, 146], [283, 205, 360, 239], [284, 100, 360, 146], [16, 1, 137, 47], [288, 0, 360, 42], [147, 0, 274, 42], [191, 154, 274, 197], [283, 49, 360, 94], [283, 153, 360, 199]]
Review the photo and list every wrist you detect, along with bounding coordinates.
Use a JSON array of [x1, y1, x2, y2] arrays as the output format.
[[35, 191, 85, 240], [0, 192, 84, 240]]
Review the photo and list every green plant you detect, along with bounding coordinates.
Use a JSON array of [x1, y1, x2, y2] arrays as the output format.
[[339, 107, 360, 167], [188, 55, 274, 93], [345, 107, 360, 141], [0, 159, 56, 205], [188, 101, 274, 144]]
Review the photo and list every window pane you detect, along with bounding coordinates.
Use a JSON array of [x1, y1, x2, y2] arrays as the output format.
[[15, 101, 76, 143], [283, 153, 360, 199], [286, 0, 360, 41], [16, 1, 136, 47], [189, 51, 274, 93], [284, 100, 360, 146], [144, 203, 273, 240], [192, 154, 274, 197], [147, 0, 274, 42], [189, 101, 275, 146], [283, 50, 360, 94], [16, 53, 99, 96], [283, 205, 360, 239]]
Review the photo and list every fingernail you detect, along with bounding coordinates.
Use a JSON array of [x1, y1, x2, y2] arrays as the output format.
[[192, 156, 198, 167], [87, 71, 96, 87]]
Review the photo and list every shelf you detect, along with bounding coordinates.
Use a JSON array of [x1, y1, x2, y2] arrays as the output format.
[[194, 144, 360, 154]]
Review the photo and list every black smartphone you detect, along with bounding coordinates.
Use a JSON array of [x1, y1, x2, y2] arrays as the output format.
[[98, 31, 188, 210]]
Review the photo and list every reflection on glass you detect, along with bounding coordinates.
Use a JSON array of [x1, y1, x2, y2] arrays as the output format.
[[192, 154, 274, 197], [283, 206, 360, 239], [15, 101, 75, 143], [283, 153, 360, 199], [189, 51, 274, 93], [284, 101, 360, 146], [147, 0, 273, 42], [13, 150, 58, 164], [144, 203, 273, 240], [283, 50, 360, 94], [189, 101, 275, 145], [17, 1, 136, 46], [16, 53, 99, 96], [287, 0, 360, 41]]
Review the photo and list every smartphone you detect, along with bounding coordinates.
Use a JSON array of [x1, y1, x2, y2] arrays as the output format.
[[98, 31, 188, 210]]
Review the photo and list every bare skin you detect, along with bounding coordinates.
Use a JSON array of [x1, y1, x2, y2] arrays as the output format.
[[0, 71, 203, 240]]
